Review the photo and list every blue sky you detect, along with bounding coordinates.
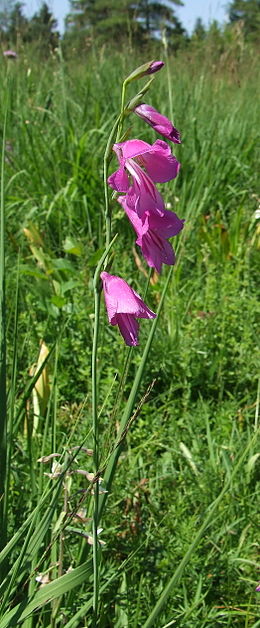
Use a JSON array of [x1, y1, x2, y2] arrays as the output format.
[[23, 1, 228, 35]]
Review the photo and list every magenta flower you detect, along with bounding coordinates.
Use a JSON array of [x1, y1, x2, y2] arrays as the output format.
[[3, 50, 17, 59], [108, 139, 180, 218], [100, 271, 156, 346], [119, 196, 184, 273], [109, 139, 180, 185], [134, 104, 181, 144], [256, 583, 260, 592]]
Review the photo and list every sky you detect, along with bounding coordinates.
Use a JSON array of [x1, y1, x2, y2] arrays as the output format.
[[23, 1, 229, 35]]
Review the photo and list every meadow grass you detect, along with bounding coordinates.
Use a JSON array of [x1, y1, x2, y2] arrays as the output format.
[[0, 41, 259, 627]]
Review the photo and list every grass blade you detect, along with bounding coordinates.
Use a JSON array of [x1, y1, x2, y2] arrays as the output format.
[[143, 427, 259, 627]]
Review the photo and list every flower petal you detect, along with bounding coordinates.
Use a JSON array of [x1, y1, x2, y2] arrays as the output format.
[[119, 198, 184, 273], [138, 139, 180, 183], [113, 140, 152, 165], [100, 272, 156, 322], [123, 162, 165, 217], [115, 313, 139, 346], [138, 230, 175, 273], [147, 207, 184, 238], [107, 166, 129, 193], [112, 139, 180, 184]]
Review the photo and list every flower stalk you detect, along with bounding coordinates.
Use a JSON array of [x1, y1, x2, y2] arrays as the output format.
[[92, 78, 130, 621], [91, 234, 118, 622], [0, 91, 8, 561], [103, 114, 121, 252], [92, 284, 100, 622], [91, 58, 182, 621], [116, 80, 127, 143]]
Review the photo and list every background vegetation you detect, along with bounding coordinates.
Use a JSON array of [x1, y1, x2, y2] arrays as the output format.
[[0, 0, 260, 54], [0, 1, 259, 626]]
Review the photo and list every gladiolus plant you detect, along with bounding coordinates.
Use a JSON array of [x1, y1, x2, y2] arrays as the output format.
[[90, 60, 184, 623]]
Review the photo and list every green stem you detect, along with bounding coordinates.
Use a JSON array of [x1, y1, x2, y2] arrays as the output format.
[[98, 266, 174, 522], [103, 114, 121, 255], [163, 32, 173, 118], [50, 344, 59, 628], [3, 256, 19, 552], [108, 346, 133, 430], [108, 270, 152, 430], [0, 84, 8, 558], [92, 130, 119, 621], [103, 78, 129, 253], [116, 80, 127, 142], [91, 235, 118, 626], [92, 76, 129, 622], [52, 470, 69, 624], [92, 291, 100, 465], [92, 286, 100, 625]]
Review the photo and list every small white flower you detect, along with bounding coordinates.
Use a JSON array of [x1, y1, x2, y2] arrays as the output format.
[[44, 461, 63, 478], [87, 528, 106, 546]]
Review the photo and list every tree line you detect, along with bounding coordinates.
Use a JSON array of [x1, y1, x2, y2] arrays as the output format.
[[0, 0, 259, 56]]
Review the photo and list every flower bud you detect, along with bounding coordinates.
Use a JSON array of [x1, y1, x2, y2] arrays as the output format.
[[125, 60, 164, 84], [134, 103, 181, 144]]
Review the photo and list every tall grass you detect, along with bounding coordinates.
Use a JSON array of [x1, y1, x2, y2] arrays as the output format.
[[0, 41, 259, 626]]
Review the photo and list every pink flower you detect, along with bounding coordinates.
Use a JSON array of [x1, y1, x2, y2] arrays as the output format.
[[119, 196, 184, 273], [3, 50, 17, 59], [108, 139, 180, 218], [109, 139, 180, 185], [100, 271, 156, 346], [134, 104, 181, 144]]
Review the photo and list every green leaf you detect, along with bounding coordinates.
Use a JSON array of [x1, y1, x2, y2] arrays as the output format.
[[63, 237, 84, 257], [50, 259, 77, 273], [51, 295, 66, 308], [126, 77, 155, 110], [19, 265, 49, 280], [61, 279, 79, 294], [0, 561, 92, 627]]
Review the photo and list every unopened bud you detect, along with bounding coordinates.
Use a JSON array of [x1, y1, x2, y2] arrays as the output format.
[[125, 60, 164, 84]]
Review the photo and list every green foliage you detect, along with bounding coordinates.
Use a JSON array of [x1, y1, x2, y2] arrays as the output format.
[[3, 2, 28, 43], [0, 1, 59, 51], [228, 0, 260, 41], [66, 0, 142, 44], [136, 0, 185, 38], [65, 0, 186, 46], [192, 17, 207, 40], [26, 2, 59, 53]]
